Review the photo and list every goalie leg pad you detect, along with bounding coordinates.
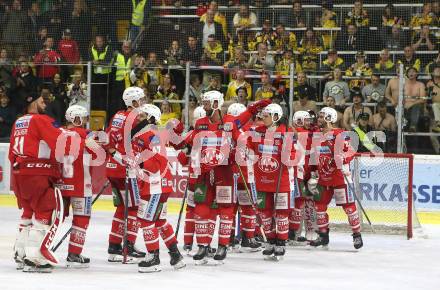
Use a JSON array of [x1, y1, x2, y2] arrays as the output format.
[[187, 190, 195, 208], [137, 195, 162, 222], [139, 219, 159, 252], [342, 203, 361, 233], [68, 215, 90, 255], [71, 197, 92, 217], [240, 206, 256, 238], [14, 218, 32, 267], [184, 206, 195, 245], [157, 219, 177, 248]]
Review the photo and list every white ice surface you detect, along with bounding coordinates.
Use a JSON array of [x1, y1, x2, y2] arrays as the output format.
[[0, 207, 439, 290]]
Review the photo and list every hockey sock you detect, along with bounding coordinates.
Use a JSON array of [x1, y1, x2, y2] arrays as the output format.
[[260, 210, 276, 240], [109, 206, 125, 244], [289, 197, 304, 231], [157, 220, 177, 248], [183, 206, 195, 245], [342, 203, 361, 233], [275, 211, 289, 241], [240, 206, 256, 238], [68, 215, 90, 255], [315, 203, 329, 233], [127, 209, 139, 243], [218, 215, 233, 246], [139, 219, 159, 252]]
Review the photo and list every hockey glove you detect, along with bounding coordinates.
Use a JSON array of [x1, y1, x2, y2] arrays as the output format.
[[248, 99, 272, 115]]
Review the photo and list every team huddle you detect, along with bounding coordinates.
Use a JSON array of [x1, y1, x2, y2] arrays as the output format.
[[8, 86, 363, 274]]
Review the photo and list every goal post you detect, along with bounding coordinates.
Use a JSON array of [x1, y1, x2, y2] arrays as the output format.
[[327, 153, 420, 239]]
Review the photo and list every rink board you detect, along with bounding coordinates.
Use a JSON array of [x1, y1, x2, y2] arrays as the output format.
[[1, 194, 439, 225]]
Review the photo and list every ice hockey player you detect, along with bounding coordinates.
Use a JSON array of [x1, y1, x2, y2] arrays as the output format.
[[105, 86, 146, 262], [227, 102, 260, 252], [9, 93, 90, 272], [248, 103, 299, 261], [182, 106, 206, 255], [131, 104, 185, 273], [307, 107, 363, 249], [55, 105, 95, 267], [288, 110, 317, 245], [181, 91, 270, 265]]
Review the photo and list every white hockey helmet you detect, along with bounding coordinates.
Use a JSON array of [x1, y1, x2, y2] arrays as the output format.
[[201, 90, 224, 112], [65, 105, 89, 126], [261, 103, 283, 123], [123, 86, 145, 107], [227, 103, 246, 117], [319, 107, 338, 124], [193, 106, 206, 122], [293, 110, 311, 127], [139, 104, 161, 124]]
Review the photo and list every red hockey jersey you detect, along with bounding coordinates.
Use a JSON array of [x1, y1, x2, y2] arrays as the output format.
[[106, 110, 139, 178], [9, 114, 64, 165], [315, 128, 354, 187], [56, 127, 93, 197], [132, 127, 173, 196], [249, 124, 298, 193]]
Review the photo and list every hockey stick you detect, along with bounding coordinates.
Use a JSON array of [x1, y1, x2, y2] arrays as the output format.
[[52, 180, 111, 252], [343, 174, 375, 233], [175, 181, 189, 238], [122, 170, 130, 264]]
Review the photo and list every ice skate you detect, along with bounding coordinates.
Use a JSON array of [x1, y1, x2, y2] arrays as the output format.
[[213, 245, 227, 265], [309, 230, 329, 249], [168, 244, 186, 270], [352, 232, 363, 249], [240, 236, 261, 253], [138, 250, 161, 273], [66, 253, 90, 268], [193, 245, 209, 265]]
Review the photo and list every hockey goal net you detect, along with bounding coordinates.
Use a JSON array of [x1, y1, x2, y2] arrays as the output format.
[[327, 153, 421, 239]]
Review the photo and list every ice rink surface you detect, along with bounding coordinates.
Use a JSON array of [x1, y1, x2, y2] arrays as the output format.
[[0, 207, 439, 290]]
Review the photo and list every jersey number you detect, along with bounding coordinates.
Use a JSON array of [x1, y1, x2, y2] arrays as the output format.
[[13, 137, 24, 155], [62, 156, 75, 178]]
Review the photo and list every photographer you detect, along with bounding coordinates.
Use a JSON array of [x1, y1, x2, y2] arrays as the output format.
[[67, 71, 87, 109]]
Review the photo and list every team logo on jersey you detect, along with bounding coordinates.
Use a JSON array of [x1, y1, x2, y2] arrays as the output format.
[[319, 155, 335, 175], [15, 117, 31, 129], [258, 156, 279, 173], [112, 118, 124, 128], [201, 148, 225, 166]]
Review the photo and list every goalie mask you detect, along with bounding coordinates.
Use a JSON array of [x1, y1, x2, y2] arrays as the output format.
[[293, 110, 311, 127], [140, 104, 161, 125], [319, 107, 338, 124], [201, 90, 224, 116], [65, 105, 89, 127], [227, 103, 246, 117], [123, 86, 145, 108]]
